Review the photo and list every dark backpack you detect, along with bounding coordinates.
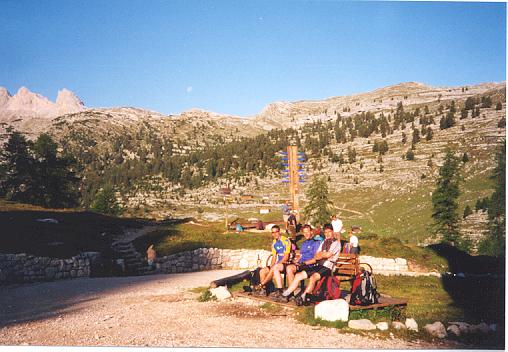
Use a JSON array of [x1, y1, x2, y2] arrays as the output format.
[[350, 270, 380, 306], [306, 275, 342, 303]]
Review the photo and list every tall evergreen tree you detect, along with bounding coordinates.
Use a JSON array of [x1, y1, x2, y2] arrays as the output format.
[[479, 140, 505, 256], [91, 186, 122, 215], [0, 132, 35, 203], [431, 149, 461, 246], [303, 176, 333, 225]]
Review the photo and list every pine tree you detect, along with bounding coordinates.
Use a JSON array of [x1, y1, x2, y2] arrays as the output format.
[[426, 127, 433, 141], [0, 132, 35, 203], [405, 149, 415, 161], [463, 205, 473, 218], [91, 186, 122, 215], [431, 149, 461, 245], [479, 140, 505, 256], [303, 176, 333, 225]]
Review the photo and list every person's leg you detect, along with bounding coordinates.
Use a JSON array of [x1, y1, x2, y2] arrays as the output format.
[[300, 272, 321, 301], [286, 264, 297, 286], [282, 270, 308, 297], [272, 263, 285, 289], [259, 266, 269, 285]]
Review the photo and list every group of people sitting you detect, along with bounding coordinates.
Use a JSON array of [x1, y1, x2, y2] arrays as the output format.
[[255, 219, 360, 305]]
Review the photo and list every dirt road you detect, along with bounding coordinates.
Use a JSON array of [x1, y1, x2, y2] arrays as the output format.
[[0, 270, 463, 348]]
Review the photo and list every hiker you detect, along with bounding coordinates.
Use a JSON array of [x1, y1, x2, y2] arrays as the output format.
[[287, 210, 298, 239], [349, 227, 360, 254], [312, 224, 323, 240], [285, 224, 321, 288], [281, 200, 291, 230], [282, 223, 341, 303], [331, 214, 344, 239], [146, 244, 156, 269], [256, 225, 291, 298]]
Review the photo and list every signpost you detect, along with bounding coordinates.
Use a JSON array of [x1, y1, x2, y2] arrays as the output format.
[[278, 146, 305, 221], [220, 186, 231, 230]]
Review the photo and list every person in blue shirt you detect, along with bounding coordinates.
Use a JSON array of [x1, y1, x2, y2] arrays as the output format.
[[256, 225, 291, 297], [285, 224, 322, 291]]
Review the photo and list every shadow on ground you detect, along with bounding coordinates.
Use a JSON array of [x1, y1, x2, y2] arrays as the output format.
[[428, 244, 505, 348], [0, 273, 192, 328]]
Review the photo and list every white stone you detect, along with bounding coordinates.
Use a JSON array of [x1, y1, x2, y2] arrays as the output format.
[[405, 318, 419, 332], [447, 325, 461, 337], [392, 321, 407, 330], [424, 321, 447, 338], [314, 299, 349, 322], [376, 322, 389, 331], [209, 286, 231, 301], [348, 319, 377, 330]]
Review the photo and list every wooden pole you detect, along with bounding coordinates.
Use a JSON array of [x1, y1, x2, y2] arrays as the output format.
[[287, 145, 300, 221], [224, 196, 228, 230]]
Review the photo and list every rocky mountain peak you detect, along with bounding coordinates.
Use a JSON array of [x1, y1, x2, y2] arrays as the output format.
[[56, 88, 85, 114], [0, 87, 11, 107], [7, 86, 55, 114], [0, 86, 86, 119]]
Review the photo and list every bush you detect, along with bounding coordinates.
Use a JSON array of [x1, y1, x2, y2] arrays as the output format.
[[91, 186, 122, 216]]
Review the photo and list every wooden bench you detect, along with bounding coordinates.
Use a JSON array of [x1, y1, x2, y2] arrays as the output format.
[[331, 253, 373, 279]]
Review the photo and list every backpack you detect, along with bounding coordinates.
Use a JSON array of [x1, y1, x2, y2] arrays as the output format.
[[306, 276, 342, 303], [350, 270, 380, 306]]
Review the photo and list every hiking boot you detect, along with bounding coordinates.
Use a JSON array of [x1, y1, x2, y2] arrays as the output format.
[[270, 290, 283, 299]]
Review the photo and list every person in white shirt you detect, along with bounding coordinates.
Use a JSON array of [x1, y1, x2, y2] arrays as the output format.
[[349, 230, 359, 254], [331, 214, 343, 239]]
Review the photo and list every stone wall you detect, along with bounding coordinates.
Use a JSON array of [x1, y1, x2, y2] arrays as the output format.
[[156, 248, 272, 273], [0, 252, 100, 285], [0, 248, 414, 284], [155, 248, 411, 274]]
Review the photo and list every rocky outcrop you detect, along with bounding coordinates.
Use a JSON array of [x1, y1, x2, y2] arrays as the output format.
[[0, 86, 85, 119], [56, 88, 85, 115]]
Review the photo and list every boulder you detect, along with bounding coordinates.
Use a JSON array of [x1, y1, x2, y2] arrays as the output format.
[[348, 319, 377, 330], [405, 318, 419, 332], [447, 324, 461, 337], [209, 286, 232, 301], [448, 321, 471, 334], [392, 321, 407, 330], [314, 299, 349, 322], [376, 322, 389, 331], [424, 321, 447, 338]]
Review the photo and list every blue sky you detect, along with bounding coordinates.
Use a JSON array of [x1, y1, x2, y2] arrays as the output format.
[[1, 1, 506, 116]]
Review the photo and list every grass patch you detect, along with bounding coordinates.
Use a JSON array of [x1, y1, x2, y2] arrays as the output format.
[[197, 289, 217, 302], [133, 221, 273, 256], [297, 275, 503, 337], [259, 302, 285, 315]]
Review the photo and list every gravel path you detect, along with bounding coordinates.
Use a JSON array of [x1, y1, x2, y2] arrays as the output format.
[[0, 270, 464, 348]]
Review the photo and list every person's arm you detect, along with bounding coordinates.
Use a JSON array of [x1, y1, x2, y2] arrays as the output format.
[[280, 237, 291, 264], [270, 244, 277, 267]]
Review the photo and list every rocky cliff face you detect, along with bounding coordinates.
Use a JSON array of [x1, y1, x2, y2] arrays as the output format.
[[0, 86, 85, 120]]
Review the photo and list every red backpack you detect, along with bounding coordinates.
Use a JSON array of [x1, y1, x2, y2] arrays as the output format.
[[311, 275, 342, 302]]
